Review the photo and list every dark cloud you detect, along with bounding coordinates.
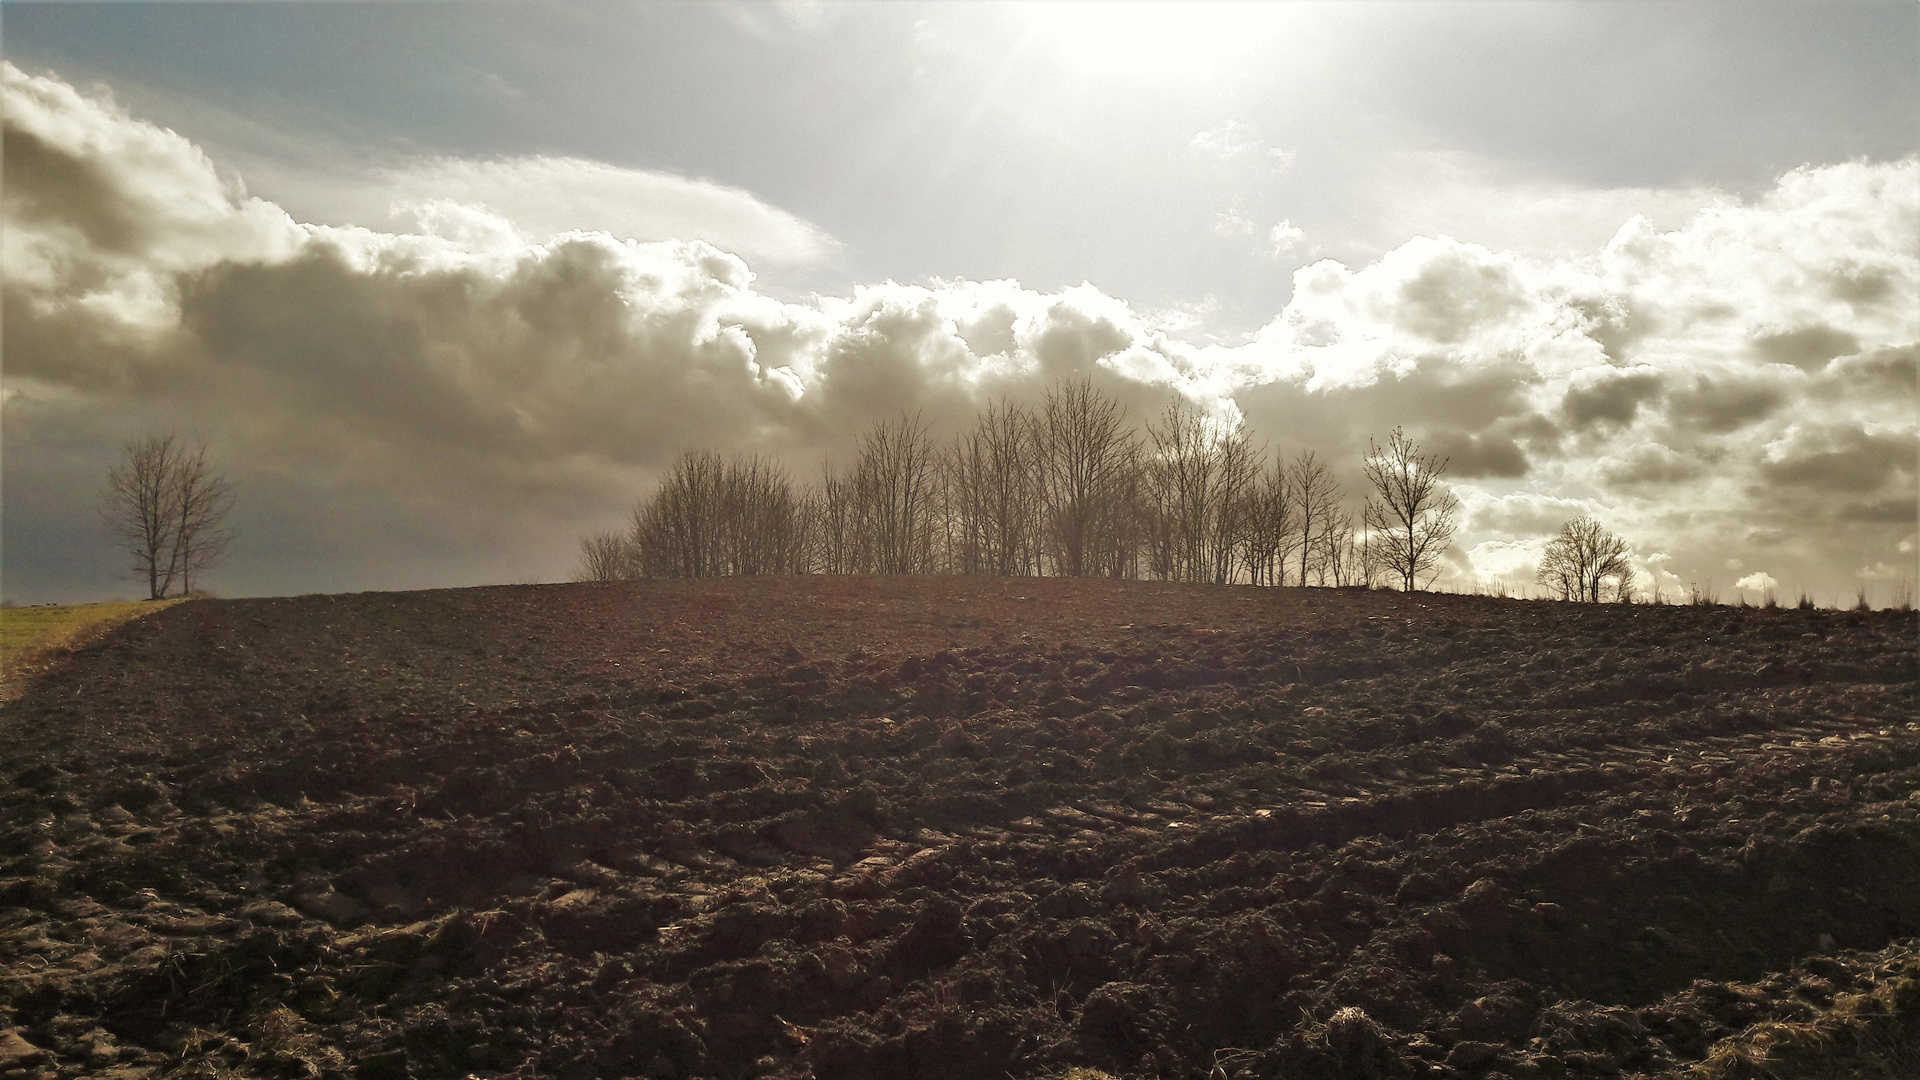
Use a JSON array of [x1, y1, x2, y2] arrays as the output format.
[[1759, 426, 1916, 493], [1561, 367, 1663, 428], [1499, 413, 1564, 459], [1751, 324, 1860, 370], [1840, 495, 1920, 524], [1564, 292, 1655, 364], [1031, 300, 1134, 370], [1814, 344, 1918, 398], [1389, 242, 1526, 343], [2, 125, 153, 254], [1827, 261, 1898, 308], [180, 236, 824, 468], [1665, 374, 1784, 433], [1423, 429, 1529, 479], [1600, 442, 1701, 489]]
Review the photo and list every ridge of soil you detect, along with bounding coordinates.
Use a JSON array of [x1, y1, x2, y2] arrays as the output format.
[[0, 576, 1915, 1080]]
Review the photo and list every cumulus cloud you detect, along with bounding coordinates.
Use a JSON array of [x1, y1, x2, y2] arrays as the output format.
[[4, 62, 1916, 604]]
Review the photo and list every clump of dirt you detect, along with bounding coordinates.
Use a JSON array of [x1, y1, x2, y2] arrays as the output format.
[[0, 577, 1915, 1079]]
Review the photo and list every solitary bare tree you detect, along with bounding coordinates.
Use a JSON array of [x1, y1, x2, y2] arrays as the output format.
[[1361, 427, 1458, 592], [1536, 516, 1632, 602], [101, 433, 234, 599]]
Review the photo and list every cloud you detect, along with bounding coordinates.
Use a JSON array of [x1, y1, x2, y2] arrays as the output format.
[[1189, 120, 1295, 172], [1213, 206, 1255, 238], [1734, 571, 1778, 594], [1423, 430, 1529, 479], [1664, 372, 1785, 433], [1751, 323, 1860, 370], [1758, 424, 1917, 493], [1561, 366, 1663, 429], [1371, 151, 1730, 259], [1188, 120, 1261, 161], [1268, 220, 1304, 256], [1456, 490, 1592, 539], [334, 155, 841, 266], [4, 62, 1917, 606], [1600, 442, 1700, 489]]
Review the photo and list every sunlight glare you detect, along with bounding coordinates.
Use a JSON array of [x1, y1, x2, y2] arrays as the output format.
[[1015, 0, 1303, 77]]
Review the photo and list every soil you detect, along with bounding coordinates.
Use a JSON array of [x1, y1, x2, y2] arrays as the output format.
[[0, 576, 1915, 1080]]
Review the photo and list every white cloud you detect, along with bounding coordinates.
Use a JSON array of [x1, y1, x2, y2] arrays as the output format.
[[1461, 538, 1546, 588], [352, 155, 841, 266], [1735, 571, 1779, 594], [1214, 207, 1255, 237], [1268, 220, 1304, 256], [1370, 151, 1732, 259], [1189, 119, 1293, 171], [1189, 119, 1259, 160]]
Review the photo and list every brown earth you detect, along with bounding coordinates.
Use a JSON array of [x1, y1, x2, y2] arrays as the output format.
[[0, 576, 1916, 1080]]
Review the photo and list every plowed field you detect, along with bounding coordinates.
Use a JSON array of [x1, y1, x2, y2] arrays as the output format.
[[1, 578, 1916, 1080]]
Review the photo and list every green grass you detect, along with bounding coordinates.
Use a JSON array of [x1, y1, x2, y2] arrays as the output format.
[[0, 599, 186, 679]]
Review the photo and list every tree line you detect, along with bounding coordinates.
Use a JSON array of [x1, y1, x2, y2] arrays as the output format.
[[578, 380, 1475, 592]]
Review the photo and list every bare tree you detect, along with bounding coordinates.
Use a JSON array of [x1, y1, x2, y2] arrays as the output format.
[[169, 439, 235, 596], [1240, 453, 1296, 586], [103, 434, 182, 600], [1536, 516, 1632, 602], [631, 449, 727, 577], [1145, 399, 1216, 583], [1035, 378, 1133, 577], [1207, 426, 1258, 585], [718, 456, 806, 575], [944, 400, 1040, 576], [101, 433, 234, 599], [627, 450, 812, 578], [574, 528, 634, 582], [1361, 427, 1459, 592], [1099, 441, 1149, 580], [1321, 507, 1360, 586], [813, 465, 863, 575], [1288, 450, 1342, 587], [855, 413, 940, 575], [1352, 517, 1387, 589]]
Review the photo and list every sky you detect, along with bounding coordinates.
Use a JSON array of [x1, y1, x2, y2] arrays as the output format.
[[3, 0, 1916, 605]]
